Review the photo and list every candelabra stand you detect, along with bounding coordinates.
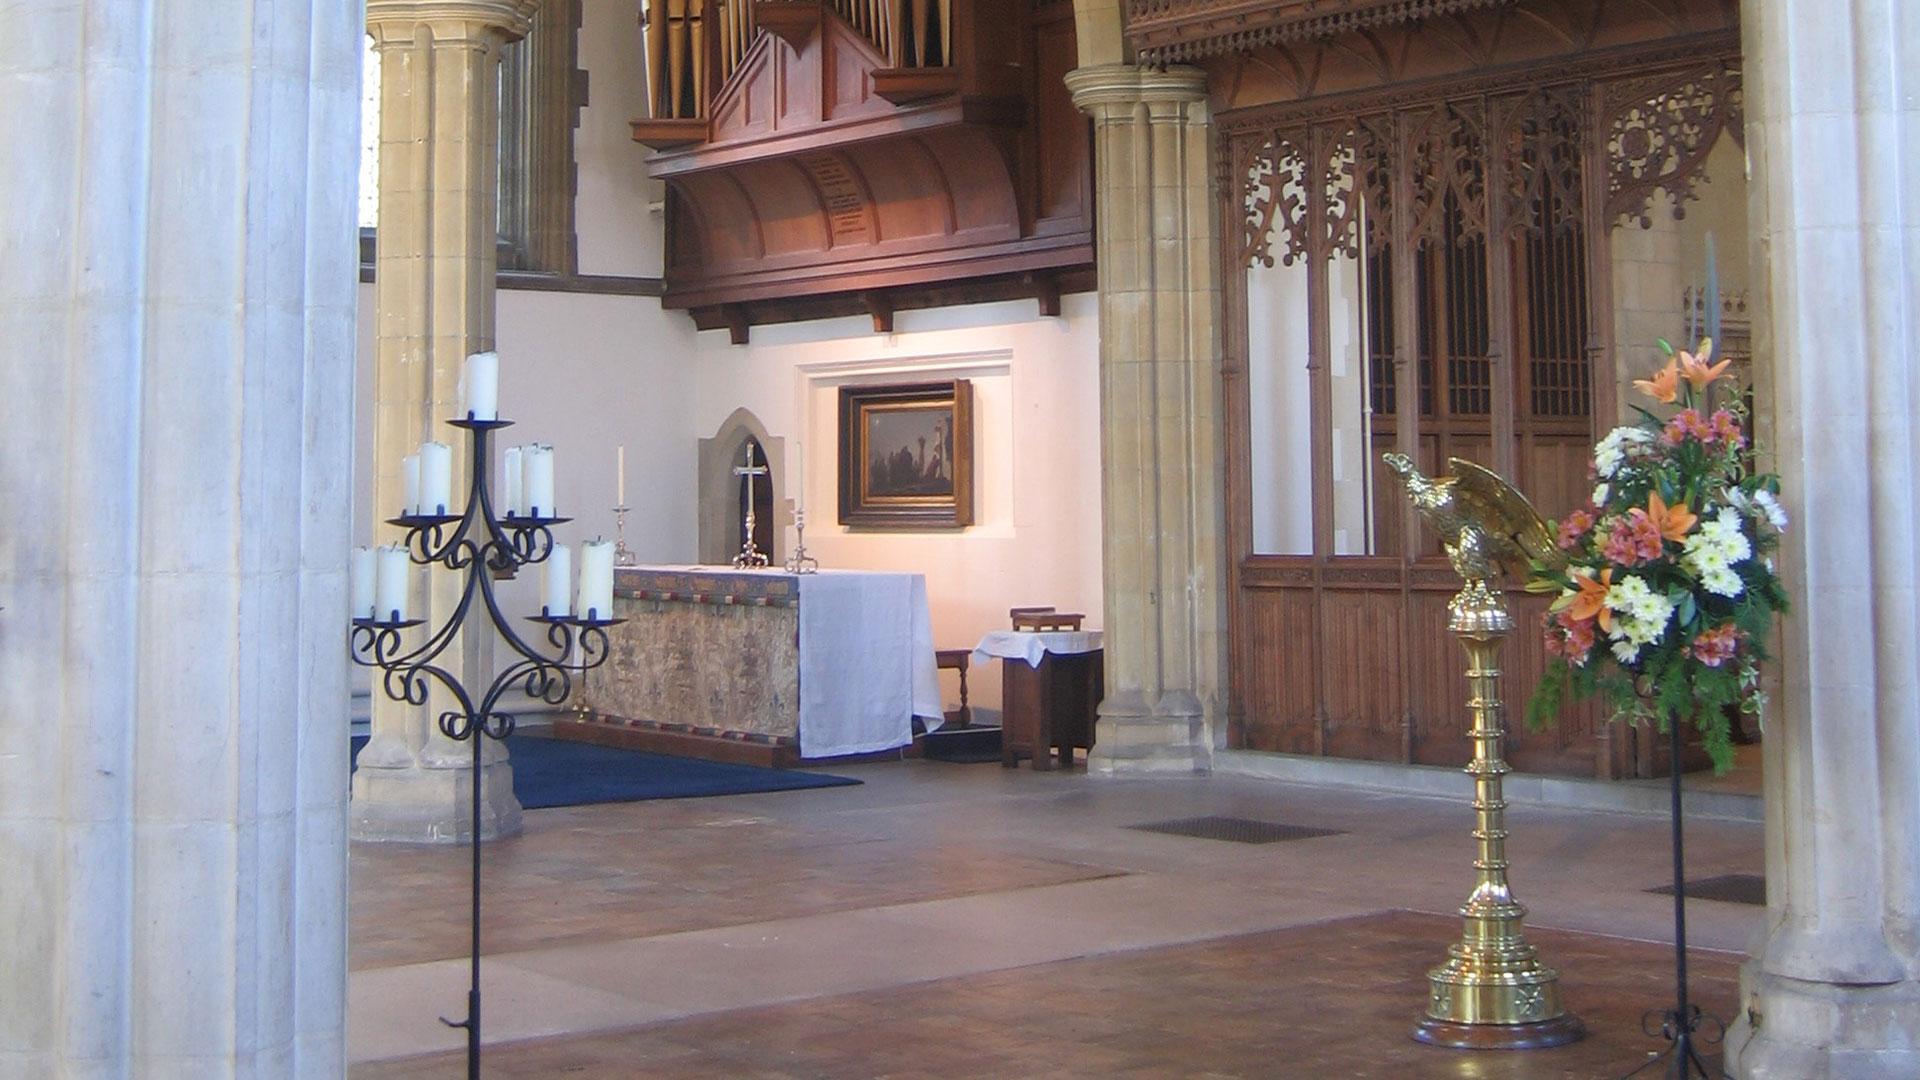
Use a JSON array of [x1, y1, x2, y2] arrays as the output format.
[[612, 505, 637, 567], [783, 508, 819, 574], [350, 416, 623, 1080]]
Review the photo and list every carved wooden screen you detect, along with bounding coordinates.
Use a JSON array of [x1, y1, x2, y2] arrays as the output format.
[[1222, 54, 1743, 779]]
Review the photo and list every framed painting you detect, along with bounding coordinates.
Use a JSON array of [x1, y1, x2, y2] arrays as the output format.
[[838, 380, 974, 529]]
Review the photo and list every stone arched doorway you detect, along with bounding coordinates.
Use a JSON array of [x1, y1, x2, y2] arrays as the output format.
[[697, 408, 788, 565]]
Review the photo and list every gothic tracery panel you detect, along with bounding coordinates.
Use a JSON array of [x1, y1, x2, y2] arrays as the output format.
[[1498, 84, 1585, 237], [1605, 64, 1744, 228]]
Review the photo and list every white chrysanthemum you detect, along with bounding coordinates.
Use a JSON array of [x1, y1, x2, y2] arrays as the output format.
[[1683, 513, 1751, 582], [1592, 483, 1611, 507], [1594, 426, 1653, 480], [1605, 574, 1675, 647], [1611, 639, 1643, 664], [1753, 489, 1789, 532], [1702, 565, 1744, 598]]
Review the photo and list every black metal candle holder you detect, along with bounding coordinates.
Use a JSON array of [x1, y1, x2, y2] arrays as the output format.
[[350, 415, 623, 1079]]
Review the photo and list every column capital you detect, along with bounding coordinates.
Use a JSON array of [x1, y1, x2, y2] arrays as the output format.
[[1065, 63, 1208, 117], [367, 0, 539, 43]]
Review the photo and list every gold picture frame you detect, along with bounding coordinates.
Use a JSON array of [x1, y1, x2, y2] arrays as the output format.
[[837, 380, 974, 529]]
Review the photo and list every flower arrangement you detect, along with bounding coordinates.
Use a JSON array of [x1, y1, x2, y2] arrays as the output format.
[[1524, 337, 1790, 772]]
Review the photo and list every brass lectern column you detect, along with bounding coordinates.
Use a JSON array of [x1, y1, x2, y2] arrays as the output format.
[[1382, 452, 1583, 1051], [1414, 580, 1585, 1049]]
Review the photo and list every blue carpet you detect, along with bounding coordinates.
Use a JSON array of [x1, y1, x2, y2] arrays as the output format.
[[349, 731, 860, 809]]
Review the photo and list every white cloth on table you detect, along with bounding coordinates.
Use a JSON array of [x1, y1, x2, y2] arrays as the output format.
[[793, 569, 945, 758], [972, 629, 1104, 669]]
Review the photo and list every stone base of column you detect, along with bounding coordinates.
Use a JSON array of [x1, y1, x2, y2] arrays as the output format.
[[349, 735, 523, 843], [1089, 691, 1214, 775], [1726, 965, 1920, 1079]]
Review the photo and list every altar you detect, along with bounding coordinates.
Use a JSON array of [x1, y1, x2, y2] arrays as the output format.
[[556, 566, 944, 765]]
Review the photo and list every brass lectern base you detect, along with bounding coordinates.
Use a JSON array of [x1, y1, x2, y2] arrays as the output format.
[[1413, 1013, 1587, 1050]]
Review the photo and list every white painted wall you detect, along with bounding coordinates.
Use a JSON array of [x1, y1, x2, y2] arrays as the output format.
[[691, 296, 1105, 713]]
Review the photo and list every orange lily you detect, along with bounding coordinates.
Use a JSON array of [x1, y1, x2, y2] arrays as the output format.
[[1678, 337, 1732, 391], [1646, 491, 1697, 542], [1634, 357, 1680, 404], [1565, 568, 1614, 633]]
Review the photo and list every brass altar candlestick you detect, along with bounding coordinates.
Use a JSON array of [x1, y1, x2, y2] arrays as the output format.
[[1385, 454, 1584, 1050]]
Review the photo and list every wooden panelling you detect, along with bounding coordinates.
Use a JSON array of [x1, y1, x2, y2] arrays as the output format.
[[1406, 588, 1470, 767], [1319, 588, 1405, 761], [1236, 584, 1318, 754], [1221, 16, 1741, 780]]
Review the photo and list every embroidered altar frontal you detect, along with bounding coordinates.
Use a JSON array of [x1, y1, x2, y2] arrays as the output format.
[[585, 568, 803, 749], [573, 566, 944, 763]]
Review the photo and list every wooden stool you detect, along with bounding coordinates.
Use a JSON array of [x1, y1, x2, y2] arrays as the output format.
[[934, 648, 971, 728]]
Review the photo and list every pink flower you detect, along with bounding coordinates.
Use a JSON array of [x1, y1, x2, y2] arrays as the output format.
[[1603, 510, 1665, 566], [1663, 407, 1746, 449], [1710, 409, 1746, 448], [1558, 508, 1597, 550], [1543, 610, 1596, 666], [1690, 624, 1742, 667]]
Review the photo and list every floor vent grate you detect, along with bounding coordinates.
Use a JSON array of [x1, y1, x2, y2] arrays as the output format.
[[1128, 816, 1345, 844], [1647, 873, 1765, 906]]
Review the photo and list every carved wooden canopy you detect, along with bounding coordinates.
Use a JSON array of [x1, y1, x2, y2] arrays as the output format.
[[633, 0, 1091, 337], [1126, 0, 1517, 65]]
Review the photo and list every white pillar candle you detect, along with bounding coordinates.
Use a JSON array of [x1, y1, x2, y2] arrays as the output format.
[[503, 445, 524, 517], [578, 540, 615, 622], [350, 546, 376, 620], [418, 440, 453, 516], [524, 443, 555, 518], [460, 350, 499, 421], [543, 543, 572, 617], [374, 544, 410, 622], [402, 453, 420, 516], [617, 445, 626, 506]]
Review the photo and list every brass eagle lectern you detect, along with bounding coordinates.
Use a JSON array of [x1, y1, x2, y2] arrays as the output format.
[[1384, 453, 1586, 1050]]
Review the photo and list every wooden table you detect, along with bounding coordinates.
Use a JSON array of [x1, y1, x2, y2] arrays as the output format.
[[973, 631, 1104, 771]]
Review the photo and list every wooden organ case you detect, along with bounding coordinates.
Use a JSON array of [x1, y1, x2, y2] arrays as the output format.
[[632, 0, 1091, 336]]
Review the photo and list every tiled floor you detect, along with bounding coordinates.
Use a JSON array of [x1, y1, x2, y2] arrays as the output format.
[[357, 911, 1742, 1080], [347, 754, 1765, 1076]]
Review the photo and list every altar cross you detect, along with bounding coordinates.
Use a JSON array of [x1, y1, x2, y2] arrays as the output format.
[[732, 442, 770, 568]]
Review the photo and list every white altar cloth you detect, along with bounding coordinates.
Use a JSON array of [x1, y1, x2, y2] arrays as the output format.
[[642, 566, 943, 758], [972, 629, 1105, 668]]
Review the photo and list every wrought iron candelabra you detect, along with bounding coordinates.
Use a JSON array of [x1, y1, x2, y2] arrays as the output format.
[[350, 415, 622, 1079]]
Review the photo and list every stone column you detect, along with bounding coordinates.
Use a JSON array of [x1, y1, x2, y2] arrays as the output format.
[[1067, 65, 1228, 775], [0, 0, 359, 1072], [352, 0, 536, 842], [1724, 0, 1920, 1075]]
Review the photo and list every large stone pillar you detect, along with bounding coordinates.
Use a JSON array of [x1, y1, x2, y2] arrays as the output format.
[[1067, 65, 1228, 775], [352, 0, 535, 842], [0, 0, 359, 1072], [1724, 0, 1920, 1075]]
